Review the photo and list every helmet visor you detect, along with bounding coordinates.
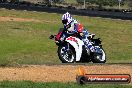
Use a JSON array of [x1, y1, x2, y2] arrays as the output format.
[[62, 19, 68, 24]]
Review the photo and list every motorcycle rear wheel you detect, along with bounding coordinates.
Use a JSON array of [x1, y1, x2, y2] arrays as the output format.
[[92, 47, 106, 63]]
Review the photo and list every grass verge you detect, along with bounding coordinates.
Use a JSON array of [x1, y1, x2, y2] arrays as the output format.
[[0, 81, 132, 88]]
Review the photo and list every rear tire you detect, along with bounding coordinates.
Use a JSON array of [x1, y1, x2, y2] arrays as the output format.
[[57, 45, 76, 63], [92, 47, 106, 63]]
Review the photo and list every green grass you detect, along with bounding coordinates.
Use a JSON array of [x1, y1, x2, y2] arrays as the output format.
[[0, 8, 132, 65], [0, 21, 60, 66], [0, 81, 131, 88], [64, 0, 77, 4]]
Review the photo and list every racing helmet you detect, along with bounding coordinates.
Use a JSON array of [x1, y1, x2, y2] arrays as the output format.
[[62, 12, 73, 27]]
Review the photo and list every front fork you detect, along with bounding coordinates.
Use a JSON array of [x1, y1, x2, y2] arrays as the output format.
[[62, 43, 70, 53], [67, 43, 70, 50], [65, 43, 74, 56]]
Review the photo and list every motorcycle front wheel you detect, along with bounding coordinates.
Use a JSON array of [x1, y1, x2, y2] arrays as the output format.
[[57, 45, 76, 63]]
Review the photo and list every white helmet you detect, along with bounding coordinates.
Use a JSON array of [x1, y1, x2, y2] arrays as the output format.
[[62, 12, 73, 26]]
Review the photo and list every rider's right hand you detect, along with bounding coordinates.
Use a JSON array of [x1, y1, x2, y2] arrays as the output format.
[[49, 35, 55, 39]]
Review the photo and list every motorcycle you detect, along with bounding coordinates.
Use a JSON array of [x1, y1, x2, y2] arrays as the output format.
[[49, 28, 106, 63]]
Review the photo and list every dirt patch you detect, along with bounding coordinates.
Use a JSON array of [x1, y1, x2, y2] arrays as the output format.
[[0, 65, 131, 84], [0, 16, 58, 23], [0, 16, 41, 22]]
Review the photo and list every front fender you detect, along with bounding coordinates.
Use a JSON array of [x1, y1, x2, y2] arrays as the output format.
[[66, 36, 84, 61]]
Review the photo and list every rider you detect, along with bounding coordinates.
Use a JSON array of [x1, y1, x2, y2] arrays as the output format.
[[61, 12, 95, 52]]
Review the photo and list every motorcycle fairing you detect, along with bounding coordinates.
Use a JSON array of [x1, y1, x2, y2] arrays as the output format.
[[66, 36, 84, 61]]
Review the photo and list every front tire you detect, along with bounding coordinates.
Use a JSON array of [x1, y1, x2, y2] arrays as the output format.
[[57, 45, 76, 63]]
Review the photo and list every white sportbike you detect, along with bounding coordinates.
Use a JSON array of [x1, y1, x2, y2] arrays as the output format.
[[50, 29, 106, 63]]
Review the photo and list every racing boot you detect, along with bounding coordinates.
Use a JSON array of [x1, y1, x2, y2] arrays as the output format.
[[84, 39, 95, 53]]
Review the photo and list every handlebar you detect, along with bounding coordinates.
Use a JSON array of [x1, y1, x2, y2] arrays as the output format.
[[49, 35, 56, 39]]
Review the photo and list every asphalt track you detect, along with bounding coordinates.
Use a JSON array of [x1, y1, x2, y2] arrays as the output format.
[[0, 3, 132, 20]]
